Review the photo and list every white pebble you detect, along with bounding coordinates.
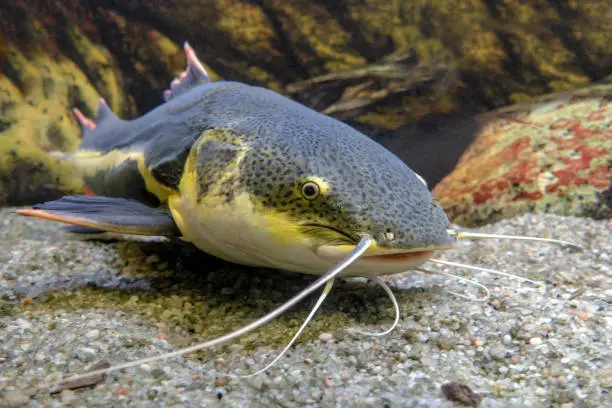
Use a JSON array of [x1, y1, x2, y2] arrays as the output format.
[[85, 329, 100, 339], [529, 337, 543, 346], [76, 347, 97, 361], [319, 332, 333, 342], [61, 390, 77, 404], [14, 318, 32, 330]]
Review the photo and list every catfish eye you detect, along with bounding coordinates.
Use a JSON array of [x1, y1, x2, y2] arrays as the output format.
[[301, 182, 320, 200]]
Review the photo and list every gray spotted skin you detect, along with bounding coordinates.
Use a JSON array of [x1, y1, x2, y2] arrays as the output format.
[[191, 129, 246, 203], [187, 83, 454, 250]]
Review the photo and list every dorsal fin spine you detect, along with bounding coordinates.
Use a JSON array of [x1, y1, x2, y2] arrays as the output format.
[[95, 98, 119, 123], [184, 42, 210, 82], [163, 41, 212, 102]]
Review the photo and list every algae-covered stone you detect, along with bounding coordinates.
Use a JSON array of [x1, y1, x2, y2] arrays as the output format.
[[432, 82, 612, 226], [0, 43, 102, 205], [0, 2, 183, 206]]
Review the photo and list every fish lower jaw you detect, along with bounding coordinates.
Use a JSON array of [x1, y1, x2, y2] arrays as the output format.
[[315, 246, 436, 277]]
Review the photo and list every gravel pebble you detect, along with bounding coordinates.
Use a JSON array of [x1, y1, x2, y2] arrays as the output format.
[[2, 390, 30, 407], [529, 337, 543, 346], [85, 329, 100, 339], [0, 209, 610, 407]]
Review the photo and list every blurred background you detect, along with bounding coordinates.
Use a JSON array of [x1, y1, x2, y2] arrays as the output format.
[[1, 0, 610, 225]]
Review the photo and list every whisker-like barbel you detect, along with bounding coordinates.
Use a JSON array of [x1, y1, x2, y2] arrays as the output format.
[[346, 277, 400, 337], [242, 279, 336, 378], [453, 231, 584, 250], [429, 258, 543, 287], [50, 236, 373, 390], [418, 268, 491, 302]]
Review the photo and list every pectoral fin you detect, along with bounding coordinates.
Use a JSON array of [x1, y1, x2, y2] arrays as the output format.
[[18, 195, 180, 236], [62, 225, 106, 234]]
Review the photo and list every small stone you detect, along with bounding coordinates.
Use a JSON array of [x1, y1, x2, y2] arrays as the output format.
[[14, 318, 32, 330], [165, 296, 183, 309], [490, 344, 507, 361], [61, 390, 77, 404], [249, 376, 264, 391], [76, 347, 97, 361], [473, 338, 485, 347], [215, 377, 229, 387], [529, 337, 543, 346], [3, 271, 17, 280], [2, 390, 30, 407], [595, 368, 612, 388], [51, 360, 111, 394], [437, 335, 456, 350], [145, 254, 161, 264], [576, 311, 590, 321], [441, 382, 483, 406], [502, 334, 512, 345], [151, 367, 169, 380], [229, 344, 244, 353], [319, 332, 333, 342], [146, 389, 159, 400], [85, 329, 100, 339]]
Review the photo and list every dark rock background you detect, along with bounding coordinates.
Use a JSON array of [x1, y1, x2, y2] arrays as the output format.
[[1, 0, 610, 223]]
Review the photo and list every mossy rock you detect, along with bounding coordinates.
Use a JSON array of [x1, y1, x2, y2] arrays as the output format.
[[432, 82, 612, 226], [0, 2, 184, 206], [0, 43, 101, 205]]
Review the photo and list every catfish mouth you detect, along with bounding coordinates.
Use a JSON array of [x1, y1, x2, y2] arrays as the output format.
[[317, 244, 437, 263], [305, 224, 445, 263], [362, 250, 435, 262]]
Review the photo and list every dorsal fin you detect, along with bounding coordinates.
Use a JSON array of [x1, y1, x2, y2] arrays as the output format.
[[95, 97, 119, 124], [163, 42, 211, 101], [72, 98, 120, 137]]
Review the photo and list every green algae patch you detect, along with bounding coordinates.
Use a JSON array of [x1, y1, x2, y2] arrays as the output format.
[[22, 282, 365, 355], [14, 238, 401, 355], [0, 44, 97, 205], [0, 302, 18, 318]]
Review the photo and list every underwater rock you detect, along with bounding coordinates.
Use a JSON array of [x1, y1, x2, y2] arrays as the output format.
[[0, 1, 184, 206], [432, 81, 612, 226]]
